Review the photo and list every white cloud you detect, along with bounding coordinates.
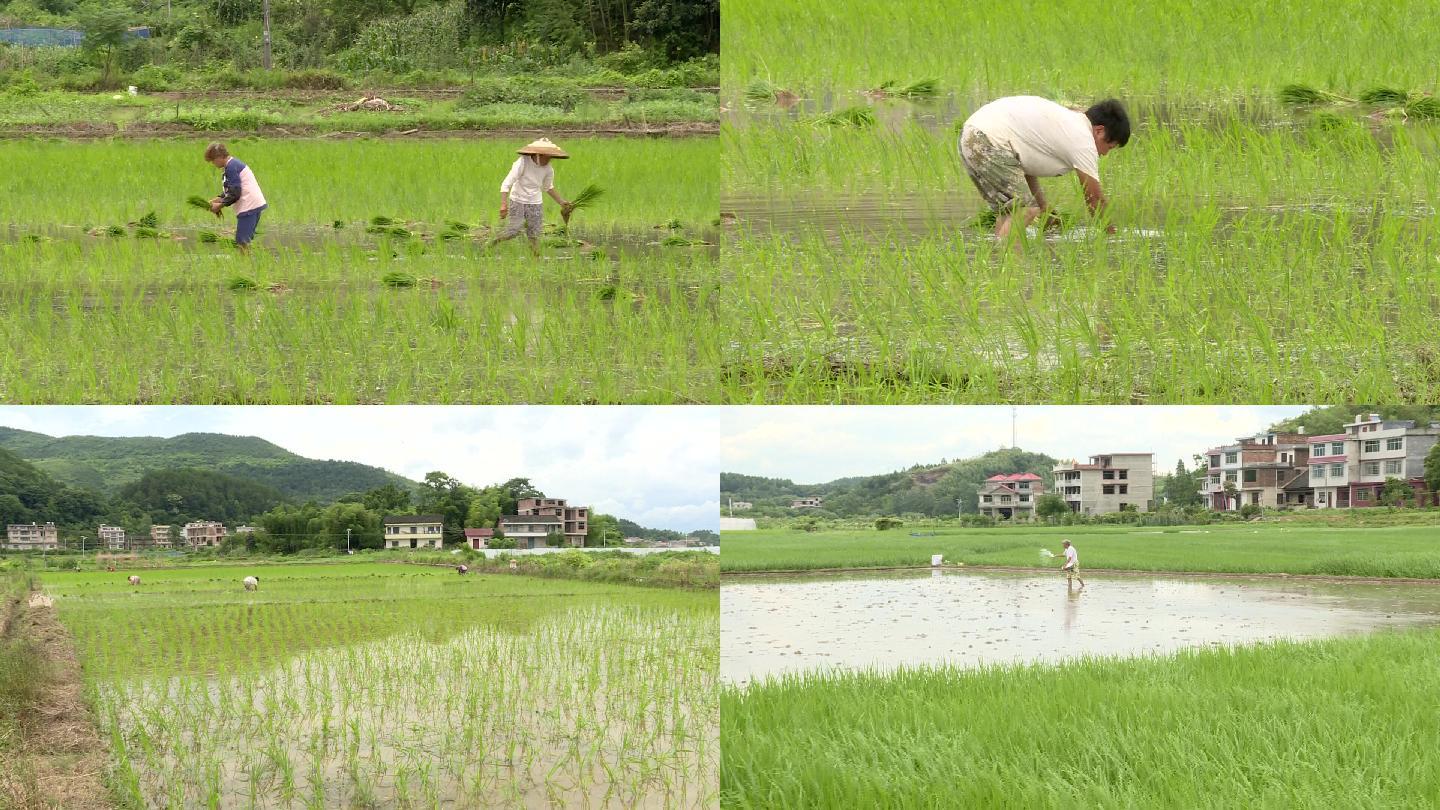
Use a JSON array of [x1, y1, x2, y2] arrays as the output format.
[[0, 406, 720, 532]]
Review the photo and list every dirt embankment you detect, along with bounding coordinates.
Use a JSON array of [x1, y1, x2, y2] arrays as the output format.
[[0, 583, 113, 810], [0, 121, 718, 140]]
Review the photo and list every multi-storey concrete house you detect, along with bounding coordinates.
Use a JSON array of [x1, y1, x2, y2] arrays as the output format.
[[4, 522, 59, 551], [977, 473, 1045, 520], [183, 521, 227, 548], [383, 515, 444, 549], [149, 524, 174, 549], [1052, 453, 1154, 514], [463, 528, 494, 549], [498, 514, 568, 548], [791, 496, 823, 509], [1204, 432, 1312, 510], [1309, 414, 1440, 508], [98, 524, 126, 550], [515, 498, 589, 546]]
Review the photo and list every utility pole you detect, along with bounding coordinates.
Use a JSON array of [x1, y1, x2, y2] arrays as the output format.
[[956, 498, 963, 520], [346, 527, 351, 554], [1012, 406, 1018, 448], [262, 0, 273, 70]]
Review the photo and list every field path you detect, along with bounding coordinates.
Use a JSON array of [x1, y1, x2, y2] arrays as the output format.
[[723, 564, 1440, 586], [0, 586, 113, 810]]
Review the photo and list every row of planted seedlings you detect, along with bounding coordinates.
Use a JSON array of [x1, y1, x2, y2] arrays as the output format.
[[95, 605, 718, 808]]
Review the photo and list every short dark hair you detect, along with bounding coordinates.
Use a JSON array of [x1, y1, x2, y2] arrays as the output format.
[[204, 142, 229, 160], [1085, 99, 1130, 147]]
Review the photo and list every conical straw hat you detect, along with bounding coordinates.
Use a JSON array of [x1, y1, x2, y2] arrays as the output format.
[[517, 137, 568, 158]]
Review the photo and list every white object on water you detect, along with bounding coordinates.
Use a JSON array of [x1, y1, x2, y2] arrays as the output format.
[[1040, 549, 1056, 558], [931, 554, 944, 567]]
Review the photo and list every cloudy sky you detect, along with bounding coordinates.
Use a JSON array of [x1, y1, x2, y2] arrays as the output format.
[[0, 407, 720, 532], [723, 406, 1312, 482]]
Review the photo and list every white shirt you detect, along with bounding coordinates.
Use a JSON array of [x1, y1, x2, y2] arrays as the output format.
[[964, 96, 1100, 180], [1064, 546, 1078, 566], [500, 157, 555, 205]]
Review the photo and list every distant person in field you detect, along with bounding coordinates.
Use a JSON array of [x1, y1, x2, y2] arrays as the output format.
[[1060, 539, 1085, 587], [959, 97, 1130, 245], [204, 142, 267, 252], [488, 138, 575, 257]]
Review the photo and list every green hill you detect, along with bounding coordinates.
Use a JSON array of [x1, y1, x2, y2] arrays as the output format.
[[722, 448, 1058, 518], [0, 428, 416, 504]]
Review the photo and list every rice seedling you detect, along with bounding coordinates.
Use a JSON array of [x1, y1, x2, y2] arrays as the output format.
[[185, 195, 211, 210], [1404, 95, 1440, 119], [369, 215, 396, 227], [868, 78, 940, 99], [136, 211, 159, 228], [1359, 87, 1410, 105], [38, 563, 719, 808], [720, 524, 1440, 577], [132, 226, 159, 239], [380, 270, 417, 288], [227, 275, 258, 291], [1279, 83, 1353, 105], [811, 105, 875, 128], [197, 230, 219, 243], [562, 183, 605, 224], [443, 219, 472, 231], [723, 626, 1440, 807]]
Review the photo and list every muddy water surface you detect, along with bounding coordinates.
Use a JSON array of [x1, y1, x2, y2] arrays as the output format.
[[721, 570, 1440, 686]]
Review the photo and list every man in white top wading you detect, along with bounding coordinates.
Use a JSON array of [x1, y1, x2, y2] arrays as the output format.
[[959, 97, 1130, 246], [489, 137, 574, 257], [1060, 539, 1085, 587]]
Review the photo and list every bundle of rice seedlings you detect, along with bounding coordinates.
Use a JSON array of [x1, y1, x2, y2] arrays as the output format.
[[596, 284, 619, 300], [381, 271, 417, 288], [332, 220, 345, 229], [369, 215, 396, 226], [1404, 95, 1440, 119], [186, 195, 211, 210], [105, 225, 125, 237], [227, 276, 258, 291], [137, 211, 159, 228], [198, 230, 219, 243], [744, 78, 780, 104], [899, 78, 940, 98], [133, 226, 159, 239], [1278, 84, 1351, 105], [438, 229, 464, 240], [585, 248, 607, 261], [562, 184, 604, 224], [1307, 109, 1354, 131], [386, 225, 412, 237], [1359, 87, 1408, 105], [662, 217, 684, 230], [661, 234, 697, 246], [444, 220, 471, 231], [970, 208, 999, 230], [813, 105, 876, 128]]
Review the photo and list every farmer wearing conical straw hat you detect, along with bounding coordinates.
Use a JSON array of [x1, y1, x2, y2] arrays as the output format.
[[488, 137, 574, 256]]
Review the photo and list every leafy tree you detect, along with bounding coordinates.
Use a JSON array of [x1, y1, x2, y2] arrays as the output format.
[[465, 490, 504, 528], [116, 468, 283, 526], [1035, 494, 1069, 520], [1380, 477, 1412, 508], [1425, 441, 1440, 501], [355, 483, 412, 514], [1162, 459, 1203, 507], [320, 502, 382, 550], [874, 517, 903, 531], [78, 4, 131, 87], [585, 512, 622, 546]]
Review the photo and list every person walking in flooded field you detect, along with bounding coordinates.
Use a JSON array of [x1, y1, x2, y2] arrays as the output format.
[[1061, 539, 1085, 587], [488, 138, 575, 257], [959, 97, 1130, 246]]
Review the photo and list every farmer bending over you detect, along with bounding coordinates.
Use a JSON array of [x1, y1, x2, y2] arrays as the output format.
[[960, 97, 1130, 245], [489, 138, 574, 257], [1060, 539, 1085, 587], [204, 142, 267, 253]]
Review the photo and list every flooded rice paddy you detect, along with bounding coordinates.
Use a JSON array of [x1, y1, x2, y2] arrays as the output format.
[[721, 570, 1440, 686]]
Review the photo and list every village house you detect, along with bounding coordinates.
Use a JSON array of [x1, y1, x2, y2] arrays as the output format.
[[463, 528, 494, 550], [730, 500, 753, 511], [497, 515, 569, 549], [514, 498, 589, 546], [1204, 432, 1312, 510], [1309, 414, 1440, 508], [148, 524, 174, 549], [382, 514, 444, 549], [791, 496, 823, 509], [183, 521, 227, 548], [98, 524, 126, 551], [1052, 453, 1155, 514], [4, 522, 59, 551], [976, 473, 1045, 520]]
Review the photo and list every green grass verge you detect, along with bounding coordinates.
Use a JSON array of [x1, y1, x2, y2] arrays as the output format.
[[721, 524, 1440, 578]]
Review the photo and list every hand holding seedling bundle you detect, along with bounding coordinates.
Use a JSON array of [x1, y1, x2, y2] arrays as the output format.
[[187, 195, 222, 219], [562, 184, 604, 225]]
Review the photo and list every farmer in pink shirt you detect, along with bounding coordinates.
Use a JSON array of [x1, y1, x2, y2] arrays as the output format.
[[205, 142, 267, 252]]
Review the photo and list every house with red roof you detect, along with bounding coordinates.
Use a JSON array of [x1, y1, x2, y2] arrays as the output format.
[[463, 528, 495, 550], [977, 473, 1046, 520]]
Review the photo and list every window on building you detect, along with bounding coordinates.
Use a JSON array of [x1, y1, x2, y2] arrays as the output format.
[[1331, 442, 1344, 455], [1356, 488, 1371, 502], [1102, 485, 1115, 494], [1243, 469, 1257, 483], [1118, 470, 1128, 480], [1385, 460, 1402, 475], [1103, 470, 1115, 480], [1363, 440, 1380, 453], [1364, 462, 1380, 476], [1250, 492, 1260, 504], [1331, 463, 1345, 477], [1386, 437, 1403, 451], [1225, 452, 1238, 464], [1019, 495, 1030, 502], [982, 495, 992, 502], [1226, 472, 1238, 483], [1209, 455, 1221, 468], [1119, 485, 1128, 494], [1312, 467, 1324, 480]]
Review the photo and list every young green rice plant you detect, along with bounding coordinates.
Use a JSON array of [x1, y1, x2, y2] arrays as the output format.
[[104, 224, 125, 237], [133, 226, 159, 238], [812, 105, 875, 128], [1403, 95, 1440, 119], [197, 230, 219, 243], [227, 276, 258, 291], [185, 195, 211, 210], [1279, 83, 1353, 105], [1358, 86, 1410, 105], [562, 183, 604, 224], [869, 78, 940, 99], [137, 210, 159, 228], [381, 270, 417, 288], [369, 215, 396, 227]]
